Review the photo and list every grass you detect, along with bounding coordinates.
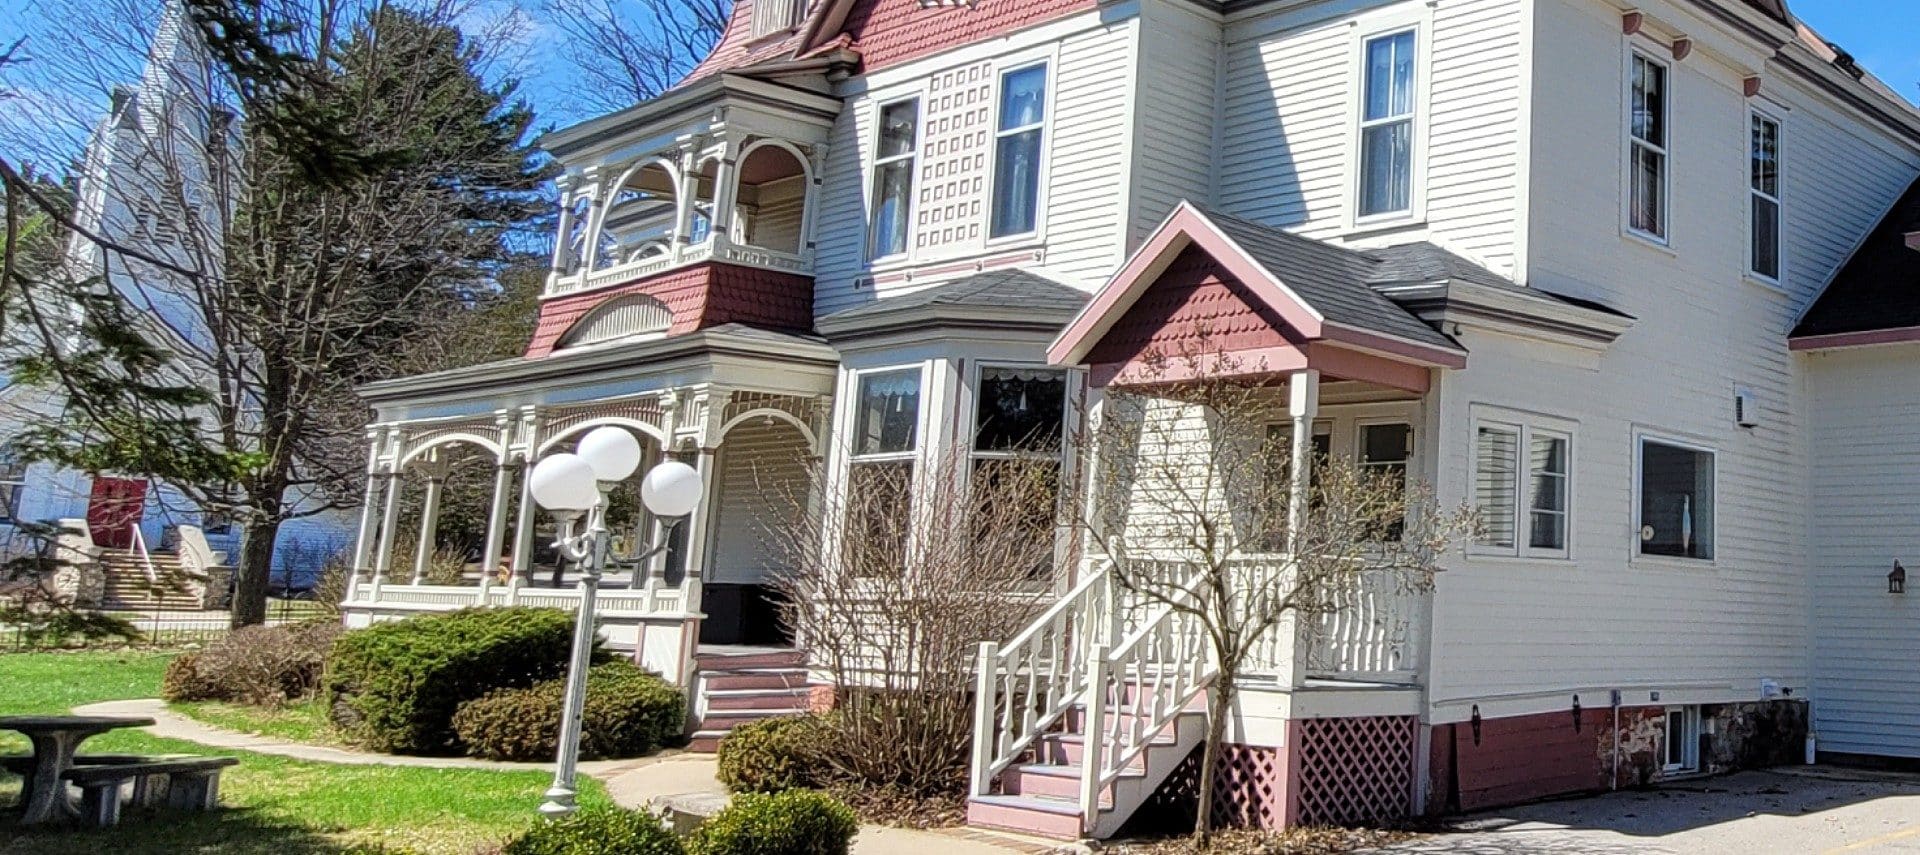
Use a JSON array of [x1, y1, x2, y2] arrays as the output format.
[[0, 651, 609, 854], [171, 698, 339, 745]]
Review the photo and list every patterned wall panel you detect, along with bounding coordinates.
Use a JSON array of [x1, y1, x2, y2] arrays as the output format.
[[914, 60, 993, 256]]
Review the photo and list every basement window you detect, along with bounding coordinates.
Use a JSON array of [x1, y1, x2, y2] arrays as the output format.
[[1663, 705, 1701, 774]]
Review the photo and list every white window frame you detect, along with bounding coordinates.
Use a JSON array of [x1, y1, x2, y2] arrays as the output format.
[[1632, 431, 1718, 565], [1346, 10, 1432, 232], [847, 363, 929, 466], [1662, 705, 1702, 774], [1747, 107, 1785, 287], [0, 456, 24, 525], [1623, 48, 1672, 246], [967, 362, 1071, 467], [985, 55, 1055, 245], [1469, 410, 1575, 560], [865, 94, 923, 263]]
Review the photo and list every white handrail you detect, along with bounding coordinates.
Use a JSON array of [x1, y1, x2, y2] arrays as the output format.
[[128, 526, 159, 587], [1082, 568, 1216, 821], [969, 561, 1116, 797]]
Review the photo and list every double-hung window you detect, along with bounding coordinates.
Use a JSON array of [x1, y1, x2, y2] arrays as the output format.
[[0, 449, 23, 524], [990, 63, 1049, 239], [868, 98, 920, 260], [1749, 111, 1782, 282], [1473, 418, 1572, 557], [1358, 30, 1418, 219], [1637, 436, 1714, 561], [1359, 422, 1413, 540], [846, 368, 922, 573], [1628, 52, 1669, 241], [970, 367, 1068, 582]]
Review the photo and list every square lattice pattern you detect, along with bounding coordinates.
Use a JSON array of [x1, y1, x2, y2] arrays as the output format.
[[1295, 715, 1418, 827]]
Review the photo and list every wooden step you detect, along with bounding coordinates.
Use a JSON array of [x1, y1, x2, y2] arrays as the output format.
[[703, 687, 813, 712], [701, 670, 809, 691], [965, 794, 1086, 840]]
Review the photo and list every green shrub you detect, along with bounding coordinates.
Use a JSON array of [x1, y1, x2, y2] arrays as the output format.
[[503, 806, 684, 855], [162, 621, 345, 706], [325, 607, 582, 754], [717, 716, 828, 794], [454, 660, 685, 761], [687, 790, 858, 855]]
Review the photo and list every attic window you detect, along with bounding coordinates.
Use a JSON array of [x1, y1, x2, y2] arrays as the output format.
[[557, 295, 672, 349], [752, 0, 804, 36]]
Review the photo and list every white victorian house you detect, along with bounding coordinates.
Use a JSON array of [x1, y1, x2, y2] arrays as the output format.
[[344, 0, 1920, 840]]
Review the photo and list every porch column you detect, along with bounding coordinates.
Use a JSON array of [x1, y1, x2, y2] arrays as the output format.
[[510, 406, 543, 588], [372, 463, 405, 587], [349, 428, 386, 583], [410, 455, 449, 585], [801, 144, 827, 260], [474, 413, 516, 602], [577, 167, 609, 270], [709, 138, 741, 243], [682, 387, 731, 592], [671, 140, 706, 250], [639, 390, 682, 589], [1277, 369, 1319, 690], [550, 177, 577, 278]]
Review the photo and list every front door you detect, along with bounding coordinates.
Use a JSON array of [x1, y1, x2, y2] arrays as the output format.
[[86, 476, 149, 549]]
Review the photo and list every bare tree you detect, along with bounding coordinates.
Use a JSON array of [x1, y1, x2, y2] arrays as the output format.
[[771, 447, 1063, 796], [1075, 342, 1477, 841], [540, 0, 730, 117]]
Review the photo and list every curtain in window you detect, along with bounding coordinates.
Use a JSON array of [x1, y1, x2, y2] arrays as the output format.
[[991, 65, 1047, 238], [1359, 32, 1416, 217], [854, 370, 921, 456]]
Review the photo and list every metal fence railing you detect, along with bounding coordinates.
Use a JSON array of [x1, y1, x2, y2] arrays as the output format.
[[0, 597, 332, 651]]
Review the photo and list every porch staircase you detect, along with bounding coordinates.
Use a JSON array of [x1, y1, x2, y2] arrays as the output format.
[[98, 548, 204, 611], [966, 561, 1218, 840], [688, 647, 814, 752]]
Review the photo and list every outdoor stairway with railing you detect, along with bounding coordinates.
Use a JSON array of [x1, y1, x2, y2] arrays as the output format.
[[687, 646, 814, 752], [98, 548, 204, 611], [967, 562, 1218, 840]]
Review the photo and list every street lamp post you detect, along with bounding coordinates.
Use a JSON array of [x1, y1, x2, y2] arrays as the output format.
[[529, 426, 702, 818]]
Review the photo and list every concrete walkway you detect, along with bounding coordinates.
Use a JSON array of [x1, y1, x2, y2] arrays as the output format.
[[80, 698, 1064, 854], [72, 698, 640, 775]]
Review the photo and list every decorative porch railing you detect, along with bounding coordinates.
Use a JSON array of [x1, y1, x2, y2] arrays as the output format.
[[547, 238, 812, 298], [341, 578, 693, 618], [1240, 560, 1423, 683]]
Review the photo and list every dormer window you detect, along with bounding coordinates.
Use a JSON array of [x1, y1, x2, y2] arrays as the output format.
[[752, 0, 804, 37]]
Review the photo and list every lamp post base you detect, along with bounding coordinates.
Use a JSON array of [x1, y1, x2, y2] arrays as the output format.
[[538, 785, 577, 818]]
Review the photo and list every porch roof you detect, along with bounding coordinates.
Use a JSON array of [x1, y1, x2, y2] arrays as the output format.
[[357, 324, 838, 417], [1048, 203, 1468, 392], [816, 268, 1087, 340]]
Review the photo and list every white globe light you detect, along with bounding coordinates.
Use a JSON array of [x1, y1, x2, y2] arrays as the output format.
[[576, 426, 643, 483], [529, 453, 601, 512], [640, 460, 702, 518]]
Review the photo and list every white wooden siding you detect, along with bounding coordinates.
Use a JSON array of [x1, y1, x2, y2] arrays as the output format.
[[1216, 0, 1525, 277], [1807, 344, 1920, 759], [1128, 0, 1221, 247], [709, 417, 813, 585], [811, 12, 1136, 315]]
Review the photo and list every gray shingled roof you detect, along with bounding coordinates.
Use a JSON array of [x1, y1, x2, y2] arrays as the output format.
[[1793, 176, 1920, 339], [821, 268, 1089, 325], [1200, 209, 1461, 351]]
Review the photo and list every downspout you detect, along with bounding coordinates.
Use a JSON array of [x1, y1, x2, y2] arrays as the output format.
[[1610, 689, 1621, 790]]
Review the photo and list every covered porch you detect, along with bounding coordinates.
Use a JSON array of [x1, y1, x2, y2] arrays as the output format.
[[341, 326, 837, 686]]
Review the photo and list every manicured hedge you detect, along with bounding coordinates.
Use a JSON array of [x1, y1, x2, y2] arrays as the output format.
[[453, 660, 685, 761], [715, 716, 829, 794], [324, 607, 582, 754], [687, 790, 858, 855], [504, 806, 684, 855]]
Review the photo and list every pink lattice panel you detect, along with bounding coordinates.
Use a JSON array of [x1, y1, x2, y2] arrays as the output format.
[[1133, 743, 1287, 833], [1294, 715, 1417, 827]]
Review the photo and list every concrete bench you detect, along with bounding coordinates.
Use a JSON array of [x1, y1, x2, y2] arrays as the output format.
[[62, 756, 239, 827]]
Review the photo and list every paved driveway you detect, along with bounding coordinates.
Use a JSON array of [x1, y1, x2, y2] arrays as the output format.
[[1387, 767, 1920, 854]]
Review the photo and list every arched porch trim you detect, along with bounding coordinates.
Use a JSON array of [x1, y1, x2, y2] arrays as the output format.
[[537, 418, 668, 455], [717, 407, 817, 451], [399, 433, 504, 468]]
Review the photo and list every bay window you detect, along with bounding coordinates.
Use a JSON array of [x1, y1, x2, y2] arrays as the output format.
[[971, 367, 1068, 582], [846, 368, 922, 573], [1473, 418, 1571, 557], [868, 98, 919, 260], [990, 63, 1049, 239], [1628, 52, 1669, 241], [1637, 437, 1714, 561], [1750, 112, 1782, 282], [1358, 30, 1417, 219]]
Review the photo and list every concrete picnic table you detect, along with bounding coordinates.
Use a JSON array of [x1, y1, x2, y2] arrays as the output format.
[[1, 714, 155, 825]]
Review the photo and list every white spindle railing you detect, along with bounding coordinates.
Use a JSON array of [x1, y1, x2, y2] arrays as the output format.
[[546, 237, 813, 298], [969, 563, 1116, 798], [1080, 570, 1215, 822], [1305, 567, 1420, 680]]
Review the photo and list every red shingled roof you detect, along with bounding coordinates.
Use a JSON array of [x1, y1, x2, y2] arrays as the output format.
[[680, 0, 816, 86], [526, 262, 814, 358]]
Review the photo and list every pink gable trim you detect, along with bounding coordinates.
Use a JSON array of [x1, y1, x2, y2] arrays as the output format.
[[1789, 325, 1920, 351], [1091, 343, 1433, 394], [1049, 203, 1325, 366]]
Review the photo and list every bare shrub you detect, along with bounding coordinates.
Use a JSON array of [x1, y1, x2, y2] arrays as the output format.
[[770, 449, 1063, 796], [167, 620, 345, 707]]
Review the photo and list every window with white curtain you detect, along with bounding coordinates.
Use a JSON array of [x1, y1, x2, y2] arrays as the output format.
[[990, 63, 1049, 239], [1473, 417, 1572, 557], [1358, 30, 1417, 218], [1628, 52, 1669, 240], [1749, 111, 1782, 282], [1638, 437, 1714, 561], [868, 98, 919, 260], [846, 368, 922, 573], [971, 367, 1068, 583]]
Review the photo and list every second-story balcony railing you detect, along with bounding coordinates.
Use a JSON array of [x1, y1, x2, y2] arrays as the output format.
[[550, 234, 813, 298]]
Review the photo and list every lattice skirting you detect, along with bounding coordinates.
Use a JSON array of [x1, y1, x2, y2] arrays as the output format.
[[1294, 715, 1418, 827], [1128, 743, 1287, 833]]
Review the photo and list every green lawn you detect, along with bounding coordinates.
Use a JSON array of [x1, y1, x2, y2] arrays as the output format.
[[172, 698, 338, 745], [0, 651, 607, 854]]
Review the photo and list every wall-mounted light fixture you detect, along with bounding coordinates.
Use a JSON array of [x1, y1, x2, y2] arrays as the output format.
[[1891, 561, 1907, 595]]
